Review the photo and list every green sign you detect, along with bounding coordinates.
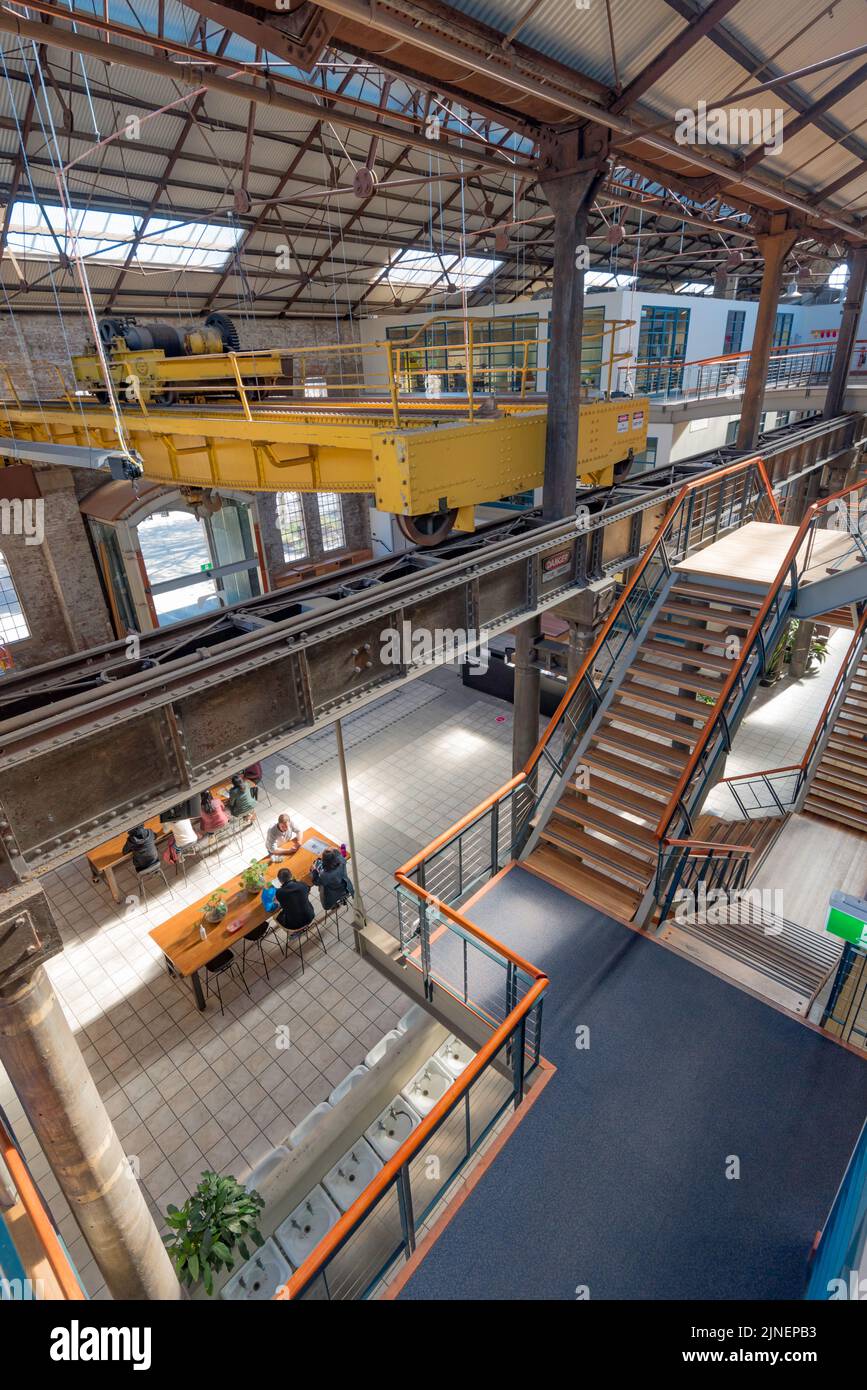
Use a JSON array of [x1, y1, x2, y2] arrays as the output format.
[[200, 562, 213, 572], [826, 904, 867, 947]]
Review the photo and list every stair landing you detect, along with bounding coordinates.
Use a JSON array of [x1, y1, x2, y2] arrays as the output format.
[[675, 520, 855, 590]]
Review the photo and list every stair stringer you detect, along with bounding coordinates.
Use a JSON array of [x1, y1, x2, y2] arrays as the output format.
[[794, 621, 867, 814], [516, 573, 679, 864]]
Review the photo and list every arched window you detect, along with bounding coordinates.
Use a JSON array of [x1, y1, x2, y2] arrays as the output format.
[[276, 493, 308, 561], [0, 551, 29, 643], [317, 493, 346, 551]]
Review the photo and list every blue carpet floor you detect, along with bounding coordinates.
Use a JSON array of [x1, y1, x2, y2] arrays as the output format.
[[399, 867, 867, 1300]]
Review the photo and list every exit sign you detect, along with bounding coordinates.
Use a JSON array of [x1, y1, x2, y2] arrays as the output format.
[[826, 892, 867, 947]]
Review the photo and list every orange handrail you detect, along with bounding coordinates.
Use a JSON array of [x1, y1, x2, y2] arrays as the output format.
[[655, 475, 867, 839], [0, 1116, 85, 1300], [629, 337, 867, 374], [276, 971, 548, 1300], [800, 606, 867, 772], [526, 453, 781, 772]]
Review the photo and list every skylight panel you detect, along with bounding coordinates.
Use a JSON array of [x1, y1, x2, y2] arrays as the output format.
[[676, 282, 714, 295], [383, 249, 501, 293], [6, 201, 241, 272]]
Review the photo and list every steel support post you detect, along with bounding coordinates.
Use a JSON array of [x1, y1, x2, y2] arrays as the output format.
[[511, 617, 542, 776], [736, 216, 800, 451], [335, 717, 367, 929], [0, 882, 180, 1300], [824, 247, 867, 420], [538, 126, 610, 522]]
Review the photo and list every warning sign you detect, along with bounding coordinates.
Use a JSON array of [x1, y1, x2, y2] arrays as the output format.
[[617, 413, 629, 433], [632, 410, 645, 429]]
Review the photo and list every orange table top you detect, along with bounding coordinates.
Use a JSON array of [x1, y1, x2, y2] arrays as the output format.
[[149, 827, 342, 976], [86, 817, 164, 874], [86, 784, 231, 873]]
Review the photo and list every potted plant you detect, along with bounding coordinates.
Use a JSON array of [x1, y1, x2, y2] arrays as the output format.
[[203, 888, 228, 924], [163, 1171, 265, 1296], [240, 858, 269, 895]]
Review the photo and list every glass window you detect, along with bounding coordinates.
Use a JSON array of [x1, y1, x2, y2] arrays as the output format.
[[0, 552, 29, 644], [726, 419, 741, 444], [636, 306, 690, 394], [724, 310, 746, 356], [318, 493, 346, 551], [773, 312, 793, 348], [277, 494, 309, 561]]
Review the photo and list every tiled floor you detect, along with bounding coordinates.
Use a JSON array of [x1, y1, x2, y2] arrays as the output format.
[[0, 665, 515, 1298]]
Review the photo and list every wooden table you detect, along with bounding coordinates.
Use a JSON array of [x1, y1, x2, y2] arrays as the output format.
[[86, 817, 165, 903], [86, 783, 233, 903], [149, 827, 342, 1011]]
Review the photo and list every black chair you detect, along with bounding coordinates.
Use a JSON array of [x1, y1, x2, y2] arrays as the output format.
[[321, 894, 350, 943], [278, 915, 327, 974], [205, 948, 250, 1016], [242, 920, 276, 981]]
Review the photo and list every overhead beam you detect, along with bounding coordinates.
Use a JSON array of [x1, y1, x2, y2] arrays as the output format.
[[611, 0, 743, 114]]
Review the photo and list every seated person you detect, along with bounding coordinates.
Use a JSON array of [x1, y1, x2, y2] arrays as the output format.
[[227, 773, 257, 818], [167, 816, 198, 848], [312, 846, 354, 910], [274, 867, 315, 932], [198, 790, 229, 833], [265, 811, 301, 856], [123, 824, 159, 872]]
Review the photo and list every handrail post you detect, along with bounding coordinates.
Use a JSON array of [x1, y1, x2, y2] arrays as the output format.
[[520, 339, 529, 398], [228, 352, 253, 423], [466, 319, 474, 419], [386, 343, 401, 427], [512, 1014, 527, 1106], [396, 1165, 416, 1258]]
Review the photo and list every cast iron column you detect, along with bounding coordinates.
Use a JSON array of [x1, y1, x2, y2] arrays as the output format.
[[511, 618, 542, 775], [736, 214, 800, 451], [824, 247, 867, 419], [538, 126, 610, 521], [0, 881, 180, 1300]]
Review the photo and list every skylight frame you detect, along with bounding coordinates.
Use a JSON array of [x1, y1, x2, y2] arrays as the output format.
[[5, 200, 242, 273], [382, 248, 502, 294]]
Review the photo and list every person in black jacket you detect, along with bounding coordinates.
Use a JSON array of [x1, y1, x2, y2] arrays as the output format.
[[312, 847, 354, 911], [274, 868, 315, 932], [123, 825, 159, 872]]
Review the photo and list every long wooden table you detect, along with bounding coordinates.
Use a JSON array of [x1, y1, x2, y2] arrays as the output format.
[[149, 827, 342, 1011], [86, 817, 166, 903], [86, 783, 243, 902]]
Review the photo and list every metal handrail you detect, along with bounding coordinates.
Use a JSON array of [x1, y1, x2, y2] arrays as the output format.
[[0, 1113, 85, 1300], [656, 476, 867, 841]]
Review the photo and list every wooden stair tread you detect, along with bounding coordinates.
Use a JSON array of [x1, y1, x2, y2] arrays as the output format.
[[594, 723, 691, 769], [660, 598, 754, 629], [557, 790, 660, 848], [609, 696, 704, 742], [671, 580, 763, 609], [809, 776, 865, 809], [804, 800, 867, 832], [542, 819, 654, 885], [582, 745, 679, 792], [629, 659, 724, 696], [565, 772, 666, 821], [642, 639, 734, 672], [524, 843, 641, 920], [618, 679, 715, 719], [650, 620, 733, 648]]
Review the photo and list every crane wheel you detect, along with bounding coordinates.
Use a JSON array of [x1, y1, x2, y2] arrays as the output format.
[[396, 509, 458, 546]]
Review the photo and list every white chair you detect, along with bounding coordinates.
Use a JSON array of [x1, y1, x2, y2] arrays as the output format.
[[328, 1064, 368, 1107], [364, 1029, 402, 1069], [288, 1102, 332, 1149]]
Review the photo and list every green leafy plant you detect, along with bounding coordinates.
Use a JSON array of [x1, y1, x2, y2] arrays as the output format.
[[240, 858, 269, 893], [808, 635, 829, 668], [204, 887, 228, 923], [164, 1171, 265, 1295]]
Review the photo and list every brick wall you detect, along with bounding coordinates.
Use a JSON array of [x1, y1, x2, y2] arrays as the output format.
[[1, 465, 114, 671]]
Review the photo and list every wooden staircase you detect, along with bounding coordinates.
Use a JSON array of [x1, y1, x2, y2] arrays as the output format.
[[803, 648, 867, 834], [524, 577, 765, 922]]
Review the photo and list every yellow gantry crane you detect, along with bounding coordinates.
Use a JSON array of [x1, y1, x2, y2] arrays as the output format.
[[0, 314, 649, 543]]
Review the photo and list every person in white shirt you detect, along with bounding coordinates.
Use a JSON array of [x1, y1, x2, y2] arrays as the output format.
[[168, 817, 198, 848], [265, 812, 301, 857]]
